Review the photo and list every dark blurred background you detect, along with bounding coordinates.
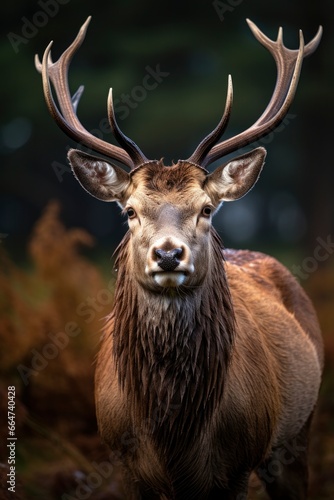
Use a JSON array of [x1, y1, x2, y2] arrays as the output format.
[[1, 1, 334, 498], [1, 0, 333, 260]]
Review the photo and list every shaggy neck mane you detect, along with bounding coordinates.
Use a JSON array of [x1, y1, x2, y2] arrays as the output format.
[[109, 227, 235, 446]]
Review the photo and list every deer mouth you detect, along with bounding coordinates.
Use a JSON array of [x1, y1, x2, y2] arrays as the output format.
[[152, 271, 187, 288]]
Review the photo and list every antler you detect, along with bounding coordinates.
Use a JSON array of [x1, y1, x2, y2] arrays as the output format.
[[35, 16, 149, 170], [188, 19, 322, 168]]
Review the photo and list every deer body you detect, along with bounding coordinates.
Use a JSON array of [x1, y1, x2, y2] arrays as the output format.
[[36, 17, 323, 499], [93, 163, 322, 498]]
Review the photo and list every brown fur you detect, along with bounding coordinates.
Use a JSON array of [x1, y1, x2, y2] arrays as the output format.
[[37, 16, 323, 497], [88, 162, 323, 499]]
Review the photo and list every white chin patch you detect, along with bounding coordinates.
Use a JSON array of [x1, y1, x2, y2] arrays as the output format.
[[153, 272, 186, 288]]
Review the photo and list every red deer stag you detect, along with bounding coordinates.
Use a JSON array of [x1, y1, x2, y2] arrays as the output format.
[[36, 17, 323, 499]]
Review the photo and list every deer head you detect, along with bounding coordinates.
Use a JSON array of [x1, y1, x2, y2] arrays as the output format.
[[35, 17, 322, 291]]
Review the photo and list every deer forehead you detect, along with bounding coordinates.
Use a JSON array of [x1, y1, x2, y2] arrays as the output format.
[[126, 162, 211, 212]]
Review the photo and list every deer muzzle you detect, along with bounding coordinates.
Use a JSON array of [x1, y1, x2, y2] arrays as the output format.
[[145, 237, 194, 288]]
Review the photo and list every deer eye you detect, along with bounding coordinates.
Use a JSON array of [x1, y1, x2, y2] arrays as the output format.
[[201, 206, 213, 217], [126, 207, 136, 219]]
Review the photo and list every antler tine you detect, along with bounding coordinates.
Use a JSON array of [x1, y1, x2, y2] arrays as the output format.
[[247, 19, 322, 126], [187, 75, 233, 165], [107, 88, 149, 167], [193, 20, 322, 168], [35, 17, 147, 169], [35, 17, 91, 132]]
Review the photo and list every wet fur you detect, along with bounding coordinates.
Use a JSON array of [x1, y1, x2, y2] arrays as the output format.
[[95, 229, 323, 499]]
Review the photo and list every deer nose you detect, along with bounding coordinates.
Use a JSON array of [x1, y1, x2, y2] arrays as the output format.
[[155, 248, 183, 272], [145, 237, 194, 286]]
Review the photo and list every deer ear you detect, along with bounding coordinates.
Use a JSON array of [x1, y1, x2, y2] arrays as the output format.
[[68, 149, 131, 203], [204, 147, 266, 203]]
